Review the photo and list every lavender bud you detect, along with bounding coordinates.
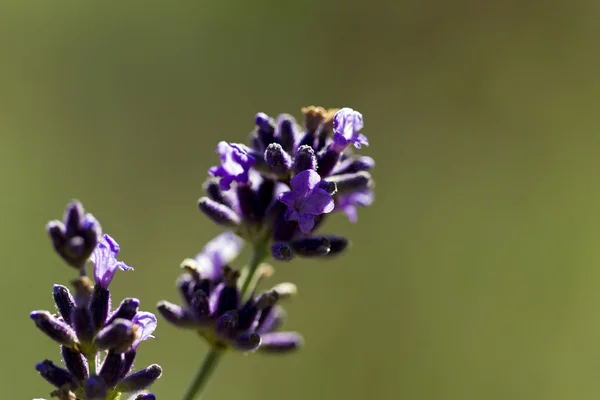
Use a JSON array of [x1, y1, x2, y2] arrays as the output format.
[[271, 243, 293, 261], [290, 237, 331, 257], [233, 332, 262, 352], [61, 346, 88, 381], [255, 178, 275, 219], [64, 200, 84, 236], [325, 171, 372, 195], [215, 281, 240, 317], [276, 114, 299, 153], [317, 147, 340, 177], [30, 311, 78, 347], [116, 364, 162, 393], [216, 311, 238, 338], [259, 332, 304, 353], [293, 145, 317, 173], [94, 319, 134, 352], [90, 286, 110, 331], [84, 375, 107, 400], [47, 221, 66, 255], [53, 285, 75, 325], [72, 306, 95, 344], [190, 290, 210, 320], [336, 155, 375, 174], [297, 132, 316, 149], [265, 143, 292, 176], [270, 282, 298, 299], [236, 184, 258, 221], [134, 394, 157, 400], [319, 180, 337, 195], [36, 360, 78, 389], [119, 349, 137, 381], [106, 298, 140, 325], [197, 197, 241, 228], [203, 179, 237, 210], [255, 112, 275, 148], [156, 301, 197, 328], [100, 351, 124, 389], [322, 235, 350, 257]]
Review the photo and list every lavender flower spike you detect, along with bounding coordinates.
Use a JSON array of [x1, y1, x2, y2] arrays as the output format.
[[90, 234, 133, 289], [209, 141, 256, 190], [278, 169, 335, 233], [332, 107, 368, 151]]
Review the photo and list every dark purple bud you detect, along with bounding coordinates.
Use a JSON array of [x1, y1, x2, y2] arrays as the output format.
[[215, 270, 240, 316], [297, 132, 316, 150], [84, 375, 107, 400], [271, 243, 293, 261], [290, 237, 331, 257], [53, 285, 75, 325], [293, 145, 317, 173], [236, 184, 258, 221], [272, 212, 298, 242], [321, 235, 350, 257], [90, 286, 110, 331], [255, 178, 275, 219], [47, 221, 66, 255], [233, 332, 262, 352], [61, 346, 88, 381], [30, 311, 78, 347], [116, 364, 162, 393], [276, 114, 299, 153], [319, 180, 337, 195], [94, 319, 134, 352], [119, 349, 137, 382], [197, 197, 241, 228], [134, 394, 156, 400], [36, 360, 78, 389], [317, 147, 340, 177], [259, 332, 303, 353], [216, 311, 238, 338], [106, 298, 140, 325], [255, 112, 275, 148], [157, 301, 197, 328], [100, 351, 124, 389], [72, 306, 95, 343], [257, 305, 286, 334], [237, 298, 259, 331], [176, 275, 195, 309], [334, 155, 375, 174], [191, 290, 210, 320], [203, 179, 237, 210], [64, 200, 84, 236], [325, 171, 372, 195], [265, 143, 292, 176]]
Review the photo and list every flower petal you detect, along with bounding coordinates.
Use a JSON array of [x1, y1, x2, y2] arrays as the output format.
[[297, 214, 315, 234], [290, 169, 320, 193], [132, 312, 157, 348], [91, 234, 132, 288], [259, 332, 303, 353], [303, 188, 335, 215], [194, 232, 244, 281]]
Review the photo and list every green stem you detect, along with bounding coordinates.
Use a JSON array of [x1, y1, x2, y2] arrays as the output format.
[[181, 243, 268, 400], [87, 354, 97, 375]]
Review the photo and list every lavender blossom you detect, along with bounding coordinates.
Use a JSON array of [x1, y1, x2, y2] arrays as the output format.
[[197, 106, 375, 261], [157, 232, 302, 354], [33, 202, 161, 400]]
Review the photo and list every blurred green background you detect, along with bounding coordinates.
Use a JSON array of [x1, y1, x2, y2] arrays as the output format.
[[3, 1, 600, 399]]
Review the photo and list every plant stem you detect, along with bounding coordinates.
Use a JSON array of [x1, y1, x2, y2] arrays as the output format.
[[181, 243, 268, 400]]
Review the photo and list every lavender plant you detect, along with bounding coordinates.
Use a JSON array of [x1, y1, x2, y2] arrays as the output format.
[[31, 106, 374, 400], [32, 202, 161, 400], [157, 106, 375, 399]]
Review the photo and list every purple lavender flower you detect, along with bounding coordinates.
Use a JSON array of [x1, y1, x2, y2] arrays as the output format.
[[157, 235, 302, 354], [90, 234, 133, 289], [197, 106, 374, 261], [278, 169, 335, 234], [332, 107, 368, 151], [34, 203, 161, 399], [193, 232, 244, 281], [208, 141, 256, 190]]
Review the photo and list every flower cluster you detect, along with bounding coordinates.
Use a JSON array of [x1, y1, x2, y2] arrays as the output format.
[[157, 233, 302, 353], [198, 106, 375, 261], [32, 201, 161, 400]]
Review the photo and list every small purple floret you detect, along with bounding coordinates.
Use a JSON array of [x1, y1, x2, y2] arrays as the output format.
[[193, 232, 244, 281], [278, 169, 335, 234], [336, 190, 375, 223], [332, 108, 368, 151], [132, 312, 158, 349], [90, 234, 133, 289], [208, 141, 256, 190]]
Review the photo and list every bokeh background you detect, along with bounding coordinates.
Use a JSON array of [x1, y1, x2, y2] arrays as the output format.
[[3, 1, 600, 399]]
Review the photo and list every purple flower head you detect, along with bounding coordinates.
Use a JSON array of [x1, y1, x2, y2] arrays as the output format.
[[336, 190, 375, 223], [193, 232, 244, 281], [90, 234, 133, 289], [132, 312, 157, 349], [208, 141, 256, 190], [278, 169, 335, 234], [333, 108, 368, 151]]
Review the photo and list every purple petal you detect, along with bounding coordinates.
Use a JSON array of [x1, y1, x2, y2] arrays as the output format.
[[209, 142, 256, 190], [333, 108, 364, 139], [297, 214, 315, 234], [257, 306, 286, 334], [259, 332, 303, 353], [132, 312, 157, 349], [194, 232, 244, 281], [290, 169, 320, 193], [91, 234, 133, 288], [278, 191, 296, 208], [284, 208, 300, 222], [303, 188, 335, 215]]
